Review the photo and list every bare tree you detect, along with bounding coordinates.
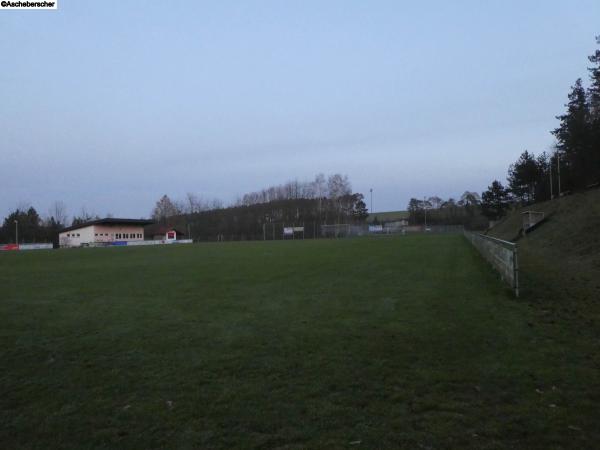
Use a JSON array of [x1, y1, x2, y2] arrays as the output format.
[[312, 173, 326, 198], [327, 174, 351, 199], [152, 195, 181, 222], [48, 201, 68, 227], [185, 192, 214, 214], [70, 206, 98, 226], [326, 174, 351, 223], [428, 196, 443, 209], [210, 198, 224, 210]]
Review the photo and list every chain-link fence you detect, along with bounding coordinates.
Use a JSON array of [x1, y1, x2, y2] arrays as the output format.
[[320, 224, 465, 238]]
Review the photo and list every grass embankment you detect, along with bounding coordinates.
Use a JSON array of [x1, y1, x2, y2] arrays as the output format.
[[488, 189, 600, 317], [1, 235, 599, 448]]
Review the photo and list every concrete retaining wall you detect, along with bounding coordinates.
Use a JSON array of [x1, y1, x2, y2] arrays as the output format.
[[464, 231, 519, 297]]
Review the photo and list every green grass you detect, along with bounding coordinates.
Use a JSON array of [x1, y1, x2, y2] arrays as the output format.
[[1, 235, 599, 449], [487, 189, 600, 319]]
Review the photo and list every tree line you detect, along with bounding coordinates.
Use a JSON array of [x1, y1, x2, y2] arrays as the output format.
[[405, 192, 489, 229], [151, 174, 369, 241], [0, 173, 368, 244], [0, 201, 108, 246], [7, 38, 598, 242], [406, 37, 600, 228], [479, 36, 600, 222]]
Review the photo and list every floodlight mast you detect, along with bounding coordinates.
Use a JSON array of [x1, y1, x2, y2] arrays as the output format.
[[14, 219, 18, 245], [549, 161, 553, 199], [557, 152, 561, 196]]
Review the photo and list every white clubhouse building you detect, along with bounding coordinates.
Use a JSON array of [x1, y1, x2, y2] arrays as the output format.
[[59, 218, 154, 248]]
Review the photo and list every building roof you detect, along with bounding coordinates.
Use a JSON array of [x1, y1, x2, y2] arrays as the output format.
[[367, 210, 409, 223], [60, 218, 154, 233]]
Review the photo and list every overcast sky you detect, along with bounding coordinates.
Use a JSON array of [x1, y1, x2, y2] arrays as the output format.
[[1, 1, 599, 219]]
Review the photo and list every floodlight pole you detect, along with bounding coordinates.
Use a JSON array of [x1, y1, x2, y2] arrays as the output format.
[[370, 188, 373, 213], [557, 152, 561, 196], [423, 197, 427, 228], [549, 161, 553, 199], [14, 219, 18, 245]]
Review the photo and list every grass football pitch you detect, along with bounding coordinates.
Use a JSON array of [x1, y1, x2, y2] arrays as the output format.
[[1, 235, 598, 448]]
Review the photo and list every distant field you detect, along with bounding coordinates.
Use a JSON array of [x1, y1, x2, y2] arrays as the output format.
[[1, 235, 598, 449]]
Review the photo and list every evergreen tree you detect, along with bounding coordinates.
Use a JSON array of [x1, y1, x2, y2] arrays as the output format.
[[1, 207, 43, 243], [552, 79, 592, 189], [351, 193, 369, 222], [587, 36, 600, 182], [481, 181, 509, 221], [534, 152, 552, 202], [508, 150, 540, 204]]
